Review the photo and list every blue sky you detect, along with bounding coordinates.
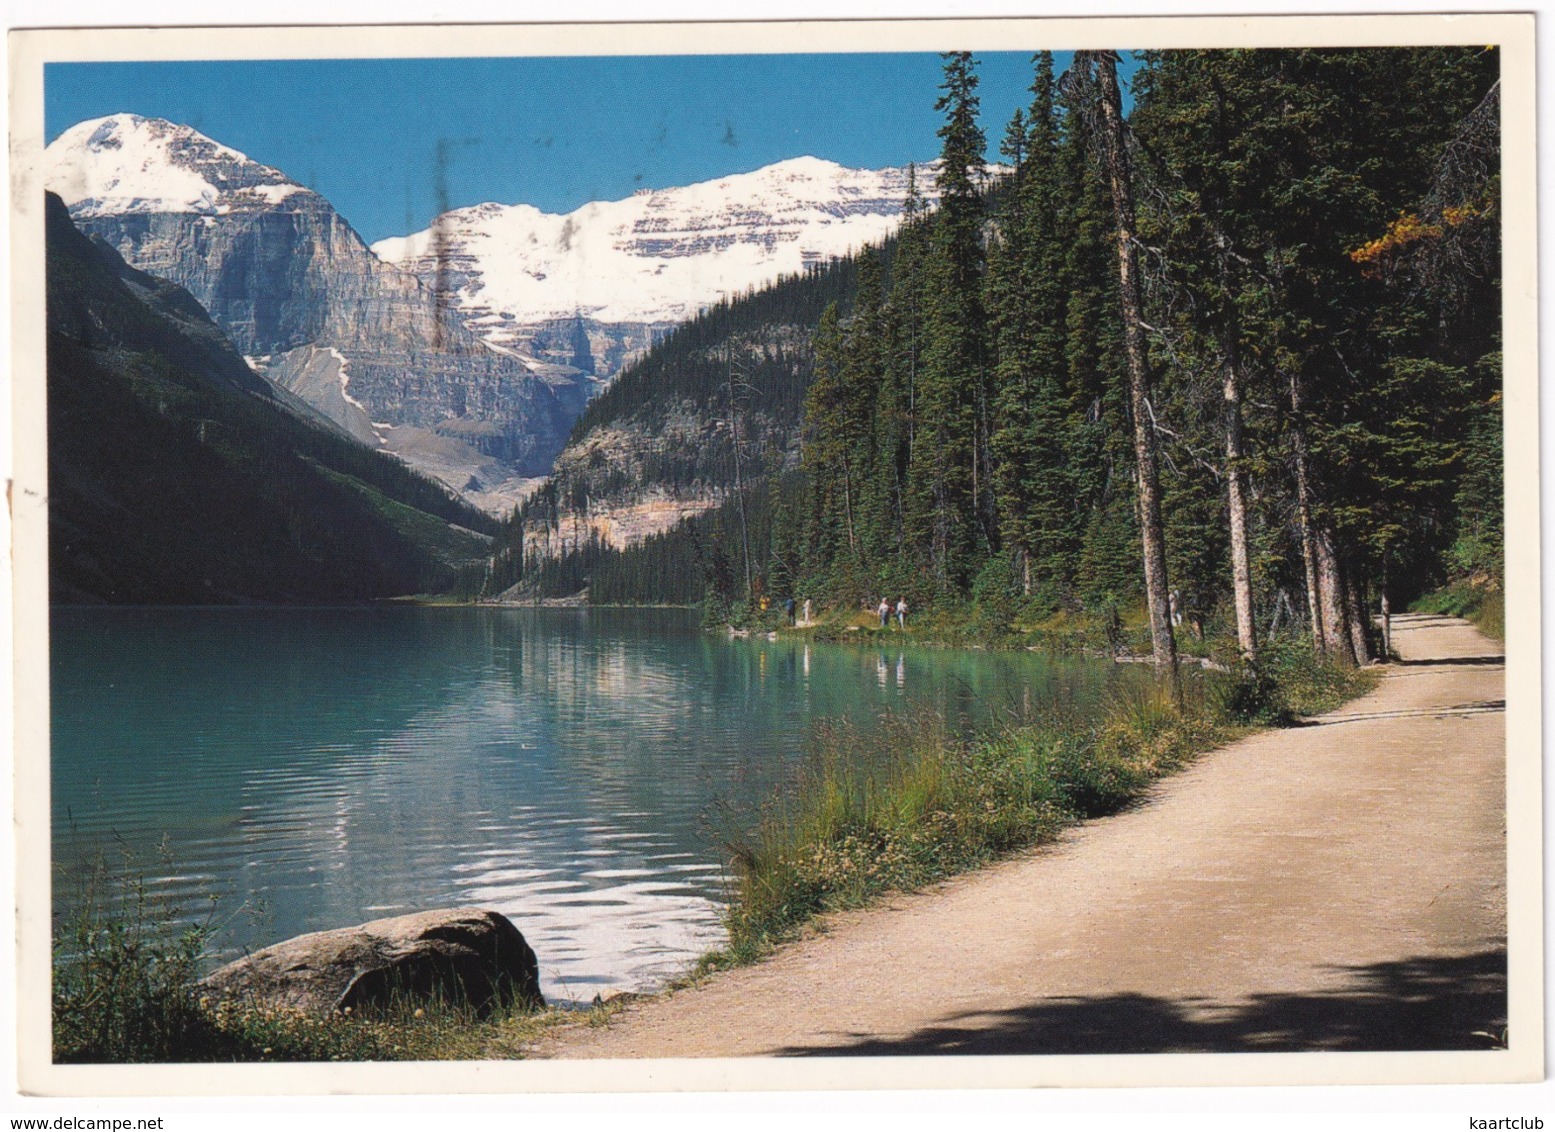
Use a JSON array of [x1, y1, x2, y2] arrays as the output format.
[[44, 52, 1133, 245]]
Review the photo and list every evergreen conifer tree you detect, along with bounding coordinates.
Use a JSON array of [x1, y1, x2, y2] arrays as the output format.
[[907, 51, 993, 593], [988, 52, 1081, 606]]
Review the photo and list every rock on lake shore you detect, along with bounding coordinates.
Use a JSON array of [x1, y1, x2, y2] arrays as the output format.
[[201, 908, 543, 1017]]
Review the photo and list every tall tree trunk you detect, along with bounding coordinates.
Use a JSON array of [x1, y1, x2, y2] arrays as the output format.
[[842, 461, 858, 555], [971, 394, 983, 551], [1203, 88, 1257, 662], [1380, 588, 1392, 659], [1287, 369, 1325, 651], [1312, 525, 1356, 665], [1296, 480, 1323, 649], [979, 386, 998, 552], [1343, 567, 1373, 665], [1222, 346, 1257, 661], [1092, 52, 1180, 693], [728, 346, 753, 599]]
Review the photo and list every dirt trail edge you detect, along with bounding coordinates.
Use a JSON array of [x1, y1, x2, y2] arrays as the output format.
[[542, 613, 1506, 1057]]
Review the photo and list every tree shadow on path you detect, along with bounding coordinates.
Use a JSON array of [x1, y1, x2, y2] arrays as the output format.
[[1389, 655, 1505, 667], [776, 950, 1506, 1056], [1288, 700, 1505, 727]]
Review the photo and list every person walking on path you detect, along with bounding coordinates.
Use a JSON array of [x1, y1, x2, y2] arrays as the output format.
[[803, 598, 813, 626], [784, 597, 797, 626], [878, 598, 891, 629], [895, 598, 908, 630]]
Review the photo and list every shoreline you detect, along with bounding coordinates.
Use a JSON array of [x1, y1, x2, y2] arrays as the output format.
[[534, 611, 1505, 1058]]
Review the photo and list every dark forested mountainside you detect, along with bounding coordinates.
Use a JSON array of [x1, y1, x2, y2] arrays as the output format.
[[557, 253, 872, 496], [481, 47, 1502, 672], [45, 191, 497, 604]]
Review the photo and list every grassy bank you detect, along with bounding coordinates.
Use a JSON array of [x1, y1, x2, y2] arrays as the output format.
[[1412, 578, 1504, 642], [700, 636, 1373, 969]]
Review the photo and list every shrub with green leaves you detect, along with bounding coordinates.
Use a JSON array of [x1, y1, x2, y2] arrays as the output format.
[[1414, 579, 1504, 642], [53, 850, 224, 1063]]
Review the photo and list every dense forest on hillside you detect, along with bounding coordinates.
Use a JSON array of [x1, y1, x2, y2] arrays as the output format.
[[566, 255, 873, 448], [478, 47, 1502, 670]]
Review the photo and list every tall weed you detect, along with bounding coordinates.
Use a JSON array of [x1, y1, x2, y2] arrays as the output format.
[[53, 844, 222, 1062]]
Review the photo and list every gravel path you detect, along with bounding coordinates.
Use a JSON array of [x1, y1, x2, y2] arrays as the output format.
[[541, 613, 1506, 1057]]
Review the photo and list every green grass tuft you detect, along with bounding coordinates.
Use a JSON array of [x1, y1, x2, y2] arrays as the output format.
[[1413, 579, 1504, 642]]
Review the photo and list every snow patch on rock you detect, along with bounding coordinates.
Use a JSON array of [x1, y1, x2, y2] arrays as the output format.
[[327, 345, 377, 439]]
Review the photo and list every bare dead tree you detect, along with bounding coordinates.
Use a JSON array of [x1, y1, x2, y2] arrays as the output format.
[[726, 339, 755, 599], [1072, 50, 1181, 694]]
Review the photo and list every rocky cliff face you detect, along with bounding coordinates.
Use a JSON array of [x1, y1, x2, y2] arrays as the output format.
[[46, 116, 987, 521], [533, 415, 740, 553], [45, 115, 578, 509], [519, 315, 671, 391]]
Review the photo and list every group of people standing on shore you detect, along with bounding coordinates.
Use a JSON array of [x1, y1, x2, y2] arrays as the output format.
[[783, 596, 814, 627], [777, 595, 906, 630], [876, 596, 909, 630]]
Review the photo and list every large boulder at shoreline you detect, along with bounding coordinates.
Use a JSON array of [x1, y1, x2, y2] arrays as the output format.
[[201, 908, 543, 1016]]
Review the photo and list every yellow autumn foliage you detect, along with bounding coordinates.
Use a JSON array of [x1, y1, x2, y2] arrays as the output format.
[[1350, 201, 1489, 273]]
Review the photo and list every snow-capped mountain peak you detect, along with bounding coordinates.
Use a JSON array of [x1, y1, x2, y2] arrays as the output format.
[[45, 114, 314, 219], [372, 155, 951, 335]]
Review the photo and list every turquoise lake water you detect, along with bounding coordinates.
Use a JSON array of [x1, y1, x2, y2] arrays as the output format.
[[50, 606, 1122, 1003]]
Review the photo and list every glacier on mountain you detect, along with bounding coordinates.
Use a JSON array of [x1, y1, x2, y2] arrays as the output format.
[[372, 156, 949, 355]]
